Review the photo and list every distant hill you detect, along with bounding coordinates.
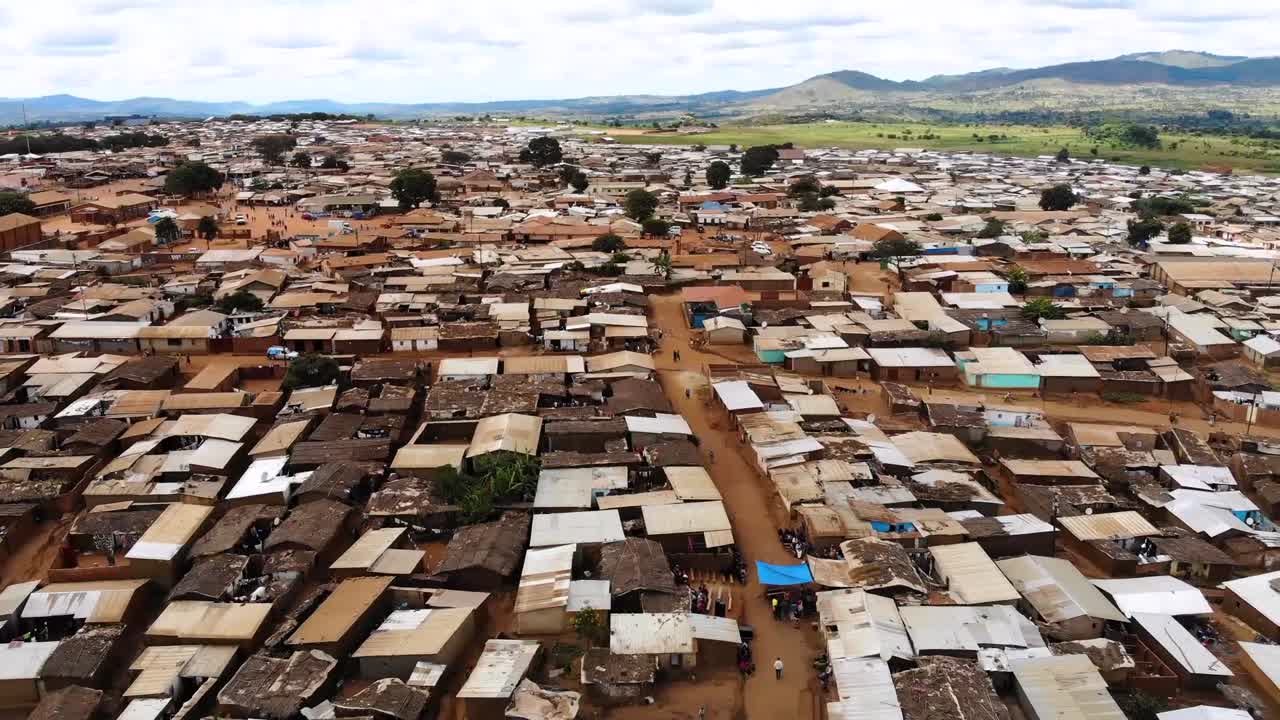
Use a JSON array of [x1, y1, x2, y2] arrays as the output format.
[[5, 51, 1280, 125]]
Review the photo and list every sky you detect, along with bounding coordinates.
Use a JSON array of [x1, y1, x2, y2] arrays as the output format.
[[2, 0, 1277, 104]]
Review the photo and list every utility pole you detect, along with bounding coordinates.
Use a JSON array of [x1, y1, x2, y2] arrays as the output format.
[[22, 103, 31, 156]]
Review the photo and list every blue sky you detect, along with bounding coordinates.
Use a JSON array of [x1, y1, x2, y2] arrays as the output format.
[[2, 0, 1275, 103]]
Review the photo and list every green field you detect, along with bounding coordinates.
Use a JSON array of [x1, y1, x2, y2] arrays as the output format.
[[583, 121, 1280, 174]]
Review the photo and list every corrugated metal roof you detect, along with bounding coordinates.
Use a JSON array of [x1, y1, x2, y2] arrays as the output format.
[[353, 607, 473, 659], [930, 542, 1020, 605], [1092, 576, 1211, 618], [1221, 570, 1280, 631], [1132, 613, 1232, 677], [467, 413, 542, 457], [288, 576, 393, 646], [515, 544, 573, 615], [529, 510, 624, 547], [1057, 511, 1158, 542], [1011, 655, 1125, 720], [816, 589, 913, 663], [641, 501, 731, 537], [609, 613, 694, 655], [827, 657, 902, 720], [331, 528, 406, 572], [457, 639, 540, 699], [996, 555, 1125, 624], [533, 466, 629, 509]]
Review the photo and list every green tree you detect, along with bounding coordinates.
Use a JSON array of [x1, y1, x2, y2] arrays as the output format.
[[154, 217, 180, 246], [624, 189, 659, 221], [283, 353, 340, 390], [1167, 222, 1193, 244], [570, 171, 589, 194], [923, 212, 944, 221], [789, 176, 821, 197], [1021, 297, 1066, 321], [320, 154, 343, 170], [290, 151, 311, 168], [519, 136, 562, 167], [642, 218, 671, 237], [1126, 217, 1164, 246], [1006, 266, 1029, 294], [706, 160, 731, 189], [644, 151, 662, 167], [390, 168, 438, 209], [572, 606, 606, 646], [592, 233, 626, 253], [1114, 691, 1167, 720], [164, 161, 224, 196], [741, 145, 779, 176], [251, 134, 297, 165], [651, 250, 674, 280], [196, 216, 219, 241], [217, 289, 265, 314], [0, 192, 36, 216], [871, 236, 922, 278], [976, 218, 1005, 239], [1039, 184, 1078, 211], [1138, 165, 1151, 176], [441, 150, 471, 164], [1055, 147, 1070, 163]]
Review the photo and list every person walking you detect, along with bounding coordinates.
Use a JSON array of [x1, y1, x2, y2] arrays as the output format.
[[698, 706, 706, 720], [774, 657, 784, 680]]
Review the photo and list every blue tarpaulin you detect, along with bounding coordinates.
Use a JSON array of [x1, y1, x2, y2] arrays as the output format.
[[755, 561, 813, 586]]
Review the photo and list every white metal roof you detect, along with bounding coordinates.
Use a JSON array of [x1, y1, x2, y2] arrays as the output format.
[[533, 466, 629, 509], [1091, 576, 1211, 617], [816, 589, 913, 663], [457, 639, 541, 699], [929, 542, 1020, 605], [1132, 613, 1232, 677], [899, 605, 1044, 653], [827, 657, 903, 720], [996, 555, 1125, 623], [609, 613, 694, 655], [1222, 570, 1280, 632], [529, 510, 625, 547], [712, 380, 764, 412], [624, 413, 693, 436], [1010, 655, 1125, 720]]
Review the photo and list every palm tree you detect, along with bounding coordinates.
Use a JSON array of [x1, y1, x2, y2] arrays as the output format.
[[154, 217, 180, 246], [651, 250, 673, 280]]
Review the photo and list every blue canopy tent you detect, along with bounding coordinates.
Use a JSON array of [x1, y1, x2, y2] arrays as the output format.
[[755, 561, 813, 586]]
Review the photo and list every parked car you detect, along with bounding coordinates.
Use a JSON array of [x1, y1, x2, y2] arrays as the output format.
[[234, 214, 248, 225], [266, 346, 298, 360]]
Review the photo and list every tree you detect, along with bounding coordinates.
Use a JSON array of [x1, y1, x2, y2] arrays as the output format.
[[251, 134, 297, 165], [1055, 147, 1070, 163], [976, 218, 1005, 239], [164, 161, 224, 196], [196, 216, 219, 241], [154, 217, 180, 246], [643, 151, 662, 167], [519, 136, 562, 168], [1006, 266, 1029, 294], [642, 218, 671, 237], [706, 160, 731, 189], [1126, 217, 1163, 246], [0, 192, 35, 216], [871, 237, 922, 278], [570, 171, 589, 194], [290, 151, 311, 168], [1021, 297, 1066, 322], [572, 607, 606, 646], [741, 145, 779, 176], [592, 233, 626, 253], [320, 154, 342, 170], [390, 168, 438, 209], [1166, 221, 1193, 244], [441, 150, 471, 164], [283, 353, 340, 390], [1138, 165, 1151, 176], [1039, 184, 1078, 211], [651, 250, 673, 280], [624, 189, 659, 221], [216, 289, 264, 314], [1114, 691, 1167, 720], [789, 176, 820, 197]]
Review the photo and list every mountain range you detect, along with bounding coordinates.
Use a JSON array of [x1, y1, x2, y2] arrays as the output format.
[[4, 51, 1278, 126]]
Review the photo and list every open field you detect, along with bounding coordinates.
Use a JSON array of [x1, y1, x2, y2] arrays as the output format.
[[583, 121, 1280, 174]]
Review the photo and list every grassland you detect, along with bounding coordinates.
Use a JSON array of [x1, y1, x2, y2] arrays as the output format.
[[581, 121, 1280, 174]]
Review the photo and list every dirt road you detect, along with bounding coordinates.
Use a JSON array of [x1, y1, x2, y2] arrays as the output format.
[[649, 294, 824, 720]]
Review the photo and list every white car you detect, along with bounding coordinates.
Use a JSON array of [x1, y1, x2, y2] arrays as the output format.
[[234, 214, 248, 225], [752, 245, 772, 255]]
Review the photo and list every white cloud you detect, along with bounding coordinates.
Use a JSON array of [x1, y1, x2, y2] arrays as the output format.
[[0, 0, 1275, 104]]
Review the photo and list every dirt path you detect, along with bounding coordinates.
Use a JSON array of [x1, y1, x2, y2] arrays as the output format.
[[649, 294, 823, 720]]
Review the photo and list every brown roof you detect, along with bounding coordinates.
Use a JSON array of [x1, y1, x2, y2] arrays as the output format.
[[435, 512, 530, 579], [0, 213, 40, 233], [40, 625, 125, 682], [598, 538, 676, 597], [295, 462, 366, 503], [894, 657, 1008, 720], [29, 686, 102, 720], [217, 650, 338, 719], [190, 504, 283, 558], [265, 499, 353, 553], [169, 554, 249, 602]]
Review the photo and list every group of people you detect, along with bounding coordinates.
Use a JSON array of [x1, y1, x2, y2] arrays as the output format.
[[689, 584, 724, 616], [770, 589, 816, 625], [736, 642, 755, 676], [778, 527, 808, 559]]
